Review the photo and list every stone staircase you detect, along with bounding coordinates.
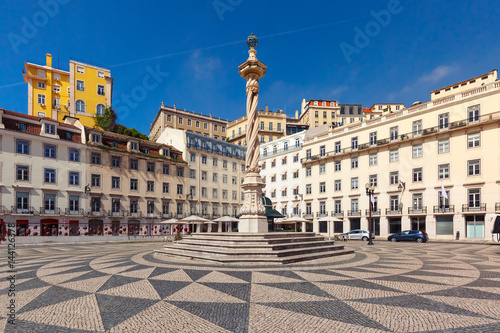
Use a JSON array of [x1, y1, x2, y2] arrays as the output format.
[[154, 232, 354, 264]]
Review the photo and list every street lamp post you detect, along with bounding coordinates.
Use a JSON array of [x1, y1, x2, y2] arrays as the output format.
[[365, 183, 375, 245]]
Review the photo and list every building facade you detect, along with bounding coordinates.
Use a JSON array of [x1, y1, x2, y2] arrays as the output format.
[[149, 103, 229, 141], [227, 106, 287, 146], [259, 131, 309, 230], [0, 109, 87, 240], [301, 70, 500, 240], [157, 128, 246, 230]]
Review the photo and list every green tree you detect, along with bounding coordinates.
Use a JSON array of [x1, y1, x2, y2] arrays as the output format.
[[94, 106, 117, 131]]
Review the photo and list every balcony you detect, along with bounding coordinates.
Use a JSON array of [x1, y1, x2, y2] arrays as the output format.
[[108, 210, 125, 217], [496, 203, 500, 212], [127, 210, 143, 218], [65, 208, 86, 216], [39, 207, 62, 216], [331, 210, 344, 217], [386, 208, 402, 215], [89, 209, 107, 217], [11, 206, 37, 215], [462, 204, 486, 213], [408, 207, 427, 215], [262, 144, 302, 158], [161, 212, 170, 218], [316, 212, 328, 218], [433, 205, 455, 214], [303, 213, 314, 219], [347, 210, 361, 217], [365, 209, 381, 216]]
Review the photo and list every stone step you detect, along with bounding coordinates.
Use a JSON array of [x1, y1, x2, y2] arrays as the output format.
[[154, 247, 354, 264], [177, 239, 336, 250], [185, 235, 325, 245], [160, 243, 345, 258]]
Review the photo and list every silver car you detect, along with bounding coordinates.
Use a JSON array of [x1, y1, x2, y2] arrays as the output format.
[[339, 229, 373, 241]]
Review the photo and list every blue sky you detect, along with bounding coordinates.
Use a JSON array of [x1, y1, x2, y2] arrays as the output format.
[[1, 0, 499, 135]]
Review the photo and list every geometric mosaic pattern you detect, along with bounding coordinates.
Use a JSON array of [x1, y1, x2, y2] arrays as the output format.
[[2, 241, 500, 332]]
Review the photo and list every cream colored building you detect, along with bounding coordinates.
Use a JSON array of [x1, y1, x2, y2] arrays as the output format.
[[259, 131, 311, 231], [149, 103, 229, 141], [227, 106, 287, 146], [301, 70, 500, 240], [85, 127, 187, 237], [157, 128, 246, 231], [0, 109, 87, 241]]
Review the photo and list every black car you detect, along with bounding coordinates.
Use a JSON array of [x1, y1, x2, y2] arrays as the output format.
[[388, 230, 428, 243]]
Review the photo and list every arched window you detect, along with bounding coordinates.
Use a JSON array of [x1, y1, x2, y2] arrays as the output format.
[[96, 104, 105, 116], [76, 100, 85, 113], [284, 141, 288, 150]]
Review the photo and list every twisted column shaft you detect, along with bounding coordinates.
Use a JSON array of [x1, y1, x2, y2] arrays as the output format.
[[245, 74, 260, 173]]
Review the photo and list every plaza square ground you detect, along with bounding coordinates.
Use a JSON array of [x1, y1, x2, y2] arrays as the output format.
[[1, 240, 500, 332]]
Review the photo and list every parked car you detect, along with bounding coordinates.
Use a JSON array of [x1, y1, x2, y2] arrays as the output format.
[[339, 229, 374, 241], [388, 230, 429, 243]]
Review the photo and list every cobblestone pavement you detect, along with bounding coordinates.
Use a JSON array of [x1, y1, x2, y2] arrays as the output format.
[[1, 241, 500, 332]]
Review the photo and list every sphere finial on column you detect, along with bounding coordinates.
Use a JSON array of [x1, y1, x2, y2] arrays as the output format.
[[247, 33, 258, 49]]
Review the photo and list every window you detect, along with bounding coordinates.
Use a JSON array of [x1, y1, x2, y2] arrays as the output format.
[[369, 132, 377, 145], [96, 104, 105, 116], [111, 176, 120, 189], [90, 152, 101, 165], [334, 180, 341, 191], [369, 174, 377, 187], [315, 111, 319, 118], [69, 172, 79, 185], [413, 168, 423, 182], [69, 195, 79, 212], [16, 192, 29, 211], [438, 139, 449, 153], [222, 160, 227, 168], [97, 85, 105, 96], [178, 117, 183, 125], [112, 198, 121, 214], [187, 119, 192, 126], [223, 174, 228, 183], [369, 154, 377, 166], [390, 126, 398, 141], [468, 159, 480, 176], [412, 120, 422, 136], [44, 123, 55, 135], [76, 100, 85, 113], [204, 123, 208, 130], [351, 177, 358, 189], [271, 160, 276, 167], [212, 173, 218, 182], [351, 199, 359, 213], [147, 181, 155, 192], [91, 174, 101, 187], [111, 156, 121, 168], [282, 157, 287, 165], [306, 149, 311, 160], [351, 157, 358, 169], [129, 142, 138, 151], [163, 164, 170, 175], [334, 200, 342, 215], [413, 193, 423, 209], [319, 164, 326, 174], [129, 200, 138, 214], [260, 121, 264, 130], [293, 154, 299, 162], [389, 149, 399, 162], [306, 167, 311, 177], [271, 175, 276, 182], [439, 113, 449, 129], [76, 66, 85, 74], [196, 121, 200, 128], [90, 133, 101, 144], [45, 168, 56, 183], [412, 144, 423, 158], [293, 171, 299, 178], [468, 188, 481, 208], [37, 81, 46, 89], [130, 159, 138, 170], [162, 182, 170, 194], [334, 161, 341, 171], [76, 80, 85, 92], [390, 171, 399, 185], [213, 158, 218, 166], [390, 195, 399, 212], [438, 164, 450, 179], [97, 71, 105, 78], [306, 184, 312, 194], [351, 137, 358, 150], [320, 145, 326, 157], [335, 141, 341, 153], [174, 184, 183, 195], [201, 171, 207, 180], [468, 104, 480, 122], [147, 162, 155, 173], [189, 169, 196, 179], [202, 155, 207, 164], [277, 123, 281, 132], [306, 203, 312, 216], [212, 189, 218, 198], [65, 132, 72, 140], [38, 94, 46, 105], [17, 165, 29, 181], [44, 144, 56, 158], [17, 140, 29, 154], [177, 167, 184, 177], [467, 133, 480, 148], [130, 179, 138, 191]]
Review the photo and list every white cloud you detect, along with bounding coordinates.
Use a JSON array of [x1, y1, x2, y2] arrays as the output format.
[[186, 51, 222, 80]]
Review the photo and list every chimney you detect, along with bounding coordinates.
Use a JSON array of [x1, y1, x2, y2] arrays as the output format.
[[46, 53, 53, 67], [295, 110, 298, 119], [265, 105, 269, 112]]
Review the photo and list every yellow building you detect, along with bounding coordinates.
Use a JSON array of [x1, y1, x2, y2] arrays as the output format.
[[23, 53, 113, 127], [227, 106, 288, 146]]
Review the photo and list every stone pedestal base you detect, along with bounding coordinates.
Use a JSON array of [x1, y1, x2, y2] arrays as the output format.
[[238, 215, 268, 233]]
